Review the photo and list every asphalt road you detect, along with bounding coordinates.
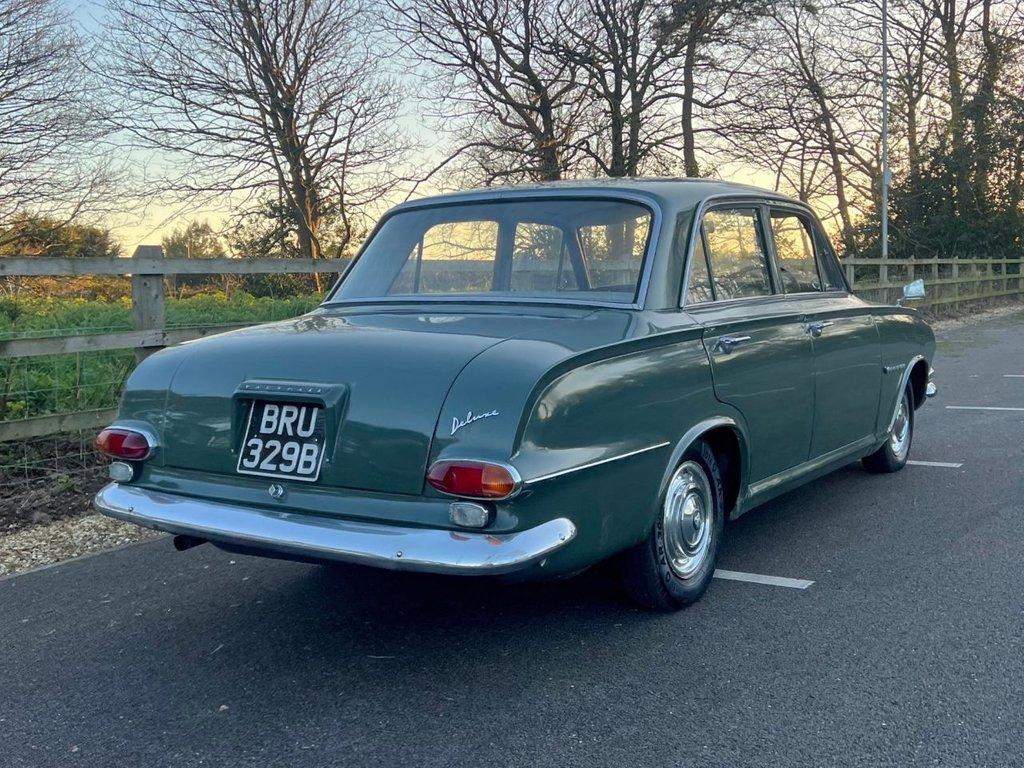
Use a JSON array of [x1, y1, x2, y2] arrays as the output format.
[[3, 309, 1023, 768]]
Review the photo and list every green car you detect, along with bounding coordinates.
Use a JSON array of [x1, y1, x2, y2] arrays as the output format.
[[94, 179, 936, 610]]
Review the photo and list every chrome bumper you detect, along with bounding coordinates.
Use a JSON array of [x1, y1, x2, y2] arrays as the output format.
[[93, 483, 576, 576]]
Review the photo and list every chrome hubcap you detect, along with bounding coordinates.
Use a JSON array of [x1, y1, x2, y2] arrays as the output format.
[[662, 461, 714, 580], [890, 394, 911, 460]]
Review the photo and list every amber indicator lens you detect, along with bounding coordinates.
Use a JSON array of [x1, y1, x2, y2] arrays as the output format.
[[95, 428, 152, 460], [426, 460, 517, 499]]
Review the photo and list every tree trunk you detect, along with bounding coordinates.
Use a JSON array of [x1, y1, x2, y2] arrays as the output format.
[[681, 21, 701, 177], [971, 0, 998, 216], [940, 0, 972, 215]]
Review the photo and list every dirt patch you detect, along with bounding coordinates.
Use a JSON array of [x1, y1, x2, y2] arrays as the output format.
[[0, 432, 108, 535], [0, 472, 108, 535]]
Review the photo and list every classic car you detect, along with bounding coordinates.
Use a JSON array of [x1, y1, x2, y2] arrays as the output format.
[[94, 179, 936, 610]]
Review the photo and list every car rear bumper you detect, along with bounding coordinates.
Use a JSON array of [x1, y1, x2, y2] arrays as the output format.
[[93, 483, 576, 576]]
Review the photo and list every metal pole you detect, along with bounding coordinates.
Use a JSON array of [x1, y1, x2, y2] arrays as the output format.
[[881, 0, 890, 260]]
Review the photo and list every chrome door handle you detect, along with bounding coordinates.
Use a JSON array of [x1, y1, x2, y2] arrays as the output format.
[[716, 335, 752, 353], [806, 321, 834, 337]]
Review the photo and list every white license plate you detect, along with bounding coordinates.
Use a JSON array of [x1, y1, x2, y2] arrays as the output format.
[[236, 400, 326, 482]]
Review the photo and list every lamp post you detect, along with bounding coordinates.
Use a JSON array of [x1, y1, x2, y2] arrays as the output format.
[[881, 0, 890, 259]]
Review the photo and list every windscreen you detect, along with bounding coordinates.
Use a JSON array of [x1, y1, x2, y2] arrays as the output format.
[[330, 198, 652, 305]]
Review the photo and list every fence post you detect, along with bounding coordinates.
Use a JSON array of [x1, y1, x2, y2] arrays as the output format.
[[131, 245, 166, 363], [952, 259, 959, 310]]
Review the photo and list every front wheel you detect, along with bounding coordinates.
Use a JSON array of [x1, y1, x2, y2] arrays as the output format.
[[619, 441, 724, 611], [863, 387, 914, 473]]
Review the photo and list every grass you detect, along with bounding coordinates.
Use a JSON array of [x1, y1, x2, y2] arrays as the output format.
[[0, 292, 322, 422]]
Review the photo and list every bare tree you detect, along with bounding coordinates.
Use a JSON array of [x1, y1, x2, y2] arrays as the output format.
[[0, 0, 116, 238], [102, 0, 406, 274], [721, 0, 886, 252], [388, 0, 587, 184], [553, 0, 692, 177]]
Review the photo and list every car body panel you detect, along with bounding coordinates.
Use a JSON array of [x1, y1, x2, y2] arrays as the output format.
[[791, 293, 884, 456], [98, 178, 937, 580], [686, 297, 814, 482]]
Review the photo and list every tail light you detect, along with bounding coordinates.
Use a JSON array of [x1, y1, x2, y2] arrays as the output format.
[[426, 460, 521, 500], [95, 427, 153, 460]]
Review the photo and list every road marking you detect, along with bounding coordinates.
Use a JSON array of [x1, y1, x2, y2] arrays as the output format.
[[1004, 375, 1024, 378], [907, 460, 963, 468], [946, 405, 1024, 412], [713, 569, 814, 590]]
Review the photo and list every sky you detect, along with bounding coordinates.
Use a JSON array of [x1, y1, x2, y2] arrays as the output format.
[[60, 0, 784, 255]]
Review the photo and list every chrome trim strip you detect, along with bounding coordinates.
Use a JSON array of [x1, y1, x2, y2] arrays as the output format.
[[94, 483, 575, 576], [523, 441, 672, 486], [748, 435, 876, 498]]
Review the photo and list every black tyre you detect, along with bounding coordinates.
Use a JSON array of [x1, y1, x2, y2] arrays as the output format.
[[619, 440, 724, 611], [863, 387, 913, 474]]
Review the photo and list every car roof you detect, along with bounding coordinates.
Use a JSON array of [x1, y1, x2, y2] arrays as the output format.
[[388, 177, 798, 212]]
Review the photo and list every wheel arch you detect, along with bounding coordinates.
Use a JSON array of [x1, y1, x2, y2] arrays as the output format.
[[908, 358, 929, 409], [886, 354, 927, 434], [659, 416, 749, 521]]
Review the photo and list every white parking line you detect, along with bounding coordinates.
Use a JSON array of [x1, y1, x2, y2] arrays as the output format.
[[713, 569, 814, 590], [1004, 374, 1024, 378], [907, 460, 963, 468], [946, 405, 1024, 412]]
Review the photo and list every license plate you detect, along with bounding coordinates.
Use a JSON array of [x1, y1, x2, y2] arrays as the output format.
[[236, 400, 326, 482]]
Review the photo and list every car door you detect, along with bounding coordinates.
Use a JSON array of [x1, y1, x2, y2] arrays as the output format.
[[683, 204, 815, 484], [765, 205, 882, 457]]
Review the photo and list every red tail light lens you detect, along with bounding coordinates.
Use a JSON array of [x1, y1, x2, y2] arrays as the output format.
[[426, 460, 520, 500], [95, 428, 152, 460]]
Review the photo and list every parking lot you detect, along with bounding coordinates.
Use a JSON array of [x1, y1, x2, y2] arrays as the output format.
[[2, 309, 1023, 768]]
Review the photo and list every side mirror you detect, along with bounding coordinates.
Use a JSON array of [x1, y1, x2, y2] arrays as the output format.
[[899, 279, 926, 305]]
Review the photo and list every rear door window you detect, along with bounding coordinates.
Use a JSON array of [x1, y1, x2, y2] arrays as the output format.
[[769, 211, 821, 293], [702, 208, 773, 300]]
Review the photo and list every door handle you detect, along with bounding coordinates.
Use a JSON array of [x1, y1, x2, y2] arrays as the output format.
[[806, 320, 835, 337], [715, 335, 752, 354]]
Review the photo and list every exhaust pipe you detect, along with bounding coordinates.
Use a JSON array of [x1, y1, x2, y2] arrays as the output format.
[[172, 534, 207, 552]]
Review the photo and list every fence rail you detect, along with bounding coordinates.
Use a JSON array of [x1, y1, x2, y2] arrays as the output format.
[[2, 248, 1023, 444]]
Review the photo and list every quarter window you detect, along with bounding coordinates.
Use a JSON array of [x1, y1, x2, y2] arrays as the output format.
[[702, 208, 772, 300], [687, 233, 714, 304], [770, 212, 821, 293]]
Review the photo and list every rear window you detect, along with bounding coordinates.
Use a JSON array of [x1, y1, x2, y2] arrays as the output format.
[[331, 198, 653, 305]]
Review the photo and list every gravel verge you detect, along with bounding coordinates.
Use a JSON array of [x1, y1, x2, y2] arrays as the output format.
[[0, 513, 160, 578]]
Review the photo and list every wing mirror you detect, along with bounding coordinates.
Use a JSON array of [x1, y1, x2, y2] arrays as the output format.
[[899, 279, 926, 306]]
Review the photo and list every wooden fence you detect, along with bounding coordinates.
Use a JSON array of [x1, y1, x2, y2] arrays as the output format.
[[1, 246, 349, 443], [843, 257, 1024, 309], [1, 249, 1022, 443]]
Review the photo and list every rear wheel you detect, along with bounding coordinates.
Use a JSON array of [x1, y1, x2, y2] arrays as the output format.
[[620, 440, 724, 611], [863, 387, 913, 473]]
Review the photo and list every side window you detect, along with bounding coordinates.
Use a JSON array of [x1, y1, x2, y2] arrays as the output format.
[[686, 232, 714, 304], [702, 208, 772, 300], [770, 211, 821, 293]]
